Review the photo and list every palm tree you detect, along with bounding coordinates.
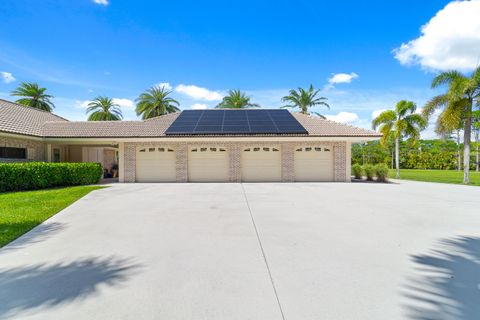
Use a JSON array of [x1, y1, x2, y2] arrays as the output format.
[[10, 82, 55, 112], [423, 68, 480, 184], [281, 84, 329, 117], [136, 85, 180, 119], [372, 100, 426, 179], [215, 90, 259, 109], [86, 96, 123, 121], [472, 109, 480, 172], [435, 114, 463, 171]]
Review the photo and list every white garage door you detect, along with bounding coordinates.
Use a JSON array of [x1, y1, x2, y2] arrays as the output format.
[[294, 146, 334, 181], [188, 147, 229, 182], [241, 147, 281, 182], [136, 147, 176, 182]]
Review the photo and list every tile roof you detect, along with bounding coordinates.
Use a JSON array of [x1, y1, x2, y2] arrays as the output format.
[[0, 99, 381, 138], [0, 99, 67, 136]]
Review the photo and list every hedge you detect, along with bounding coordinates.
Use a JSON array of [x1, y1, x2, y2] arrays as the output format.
[[0, 162, 103, 192]]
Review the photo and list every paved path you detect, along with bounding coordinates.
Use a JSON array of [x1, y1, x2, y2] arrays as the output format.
[[1, 181, 479, 319]]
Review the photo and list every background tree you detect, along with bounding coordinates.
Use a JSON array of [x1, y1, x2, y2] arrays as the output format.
[[423, 68, 480, 184], [10, 82, 55, 112], [136, 86, 180, 119], [86, 97, 123, 121], [472, 109, 480, 172], [215, 90, 259, 109], [281, 84, 329, 116], [435, 113, 463, 171], [372, 100, 427, 178]]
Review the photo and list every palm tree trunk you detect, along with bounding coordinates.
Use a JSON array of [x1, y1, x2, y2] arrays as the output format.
[[463, 116, 472, 184], [395, 137, 400, 179], [391, 147, 394, 169], [456, 130, 461, 171], [476, 131, 479, 172]]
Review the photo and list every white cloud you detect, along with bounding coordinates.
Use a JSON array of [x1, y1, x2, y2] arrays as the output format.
[[0, 71, 15, 83], [325, 112, 359, 124], [371, 109, 388, 119], [175, 84, 223, 101], [75, 100, 92, 109], [156, 82, 172, 91], [93, 0, 109, 5], [328, 72, 359, 85], [191, 103, 208, 110], [393, 0, 480, 71], [112, 98, 134, 110]]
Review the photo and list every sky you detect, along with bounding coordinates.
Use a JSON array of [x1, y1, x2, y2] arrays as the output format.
[[1, 0, 480, 138]]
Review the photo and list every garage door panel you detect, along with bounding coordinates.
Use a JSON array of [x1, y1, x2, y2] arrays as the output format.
[[136, 147, 176, 182], [188, 147, 229, 182], [294, 146, 334, 182], [242, 147, 281, 182]]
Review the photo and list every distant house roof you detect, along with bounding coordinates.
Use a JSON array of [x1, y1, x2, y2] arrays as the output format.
[[0, 99, 67, 137], [0, 99, 381, 139]]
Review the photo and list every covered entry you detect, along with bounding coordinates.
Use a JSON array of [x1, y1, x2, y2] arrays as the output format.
[[241, 146, 281, 182], [136, 146, 176, 182], [294, 146, 334, 181]]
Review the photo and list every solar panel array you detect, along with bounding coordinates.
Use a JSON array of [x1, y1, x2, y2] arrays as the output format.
[[165, 109, 308, 135]]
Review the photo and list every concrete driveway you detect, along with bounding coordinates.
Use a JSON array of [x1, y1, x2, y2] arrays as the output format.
[[1, 181, 479, 320]]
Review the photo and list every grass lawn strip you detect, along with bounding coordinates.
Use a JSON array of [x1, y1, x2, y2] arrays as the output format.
[[389, 169, 480, 186], [0, 186, 104, 247]]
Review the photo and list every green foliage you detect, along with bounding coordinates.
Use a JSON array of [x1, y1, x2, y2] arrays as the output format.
[[375, 163, 389, 182], [136, 85, 180, 119], [351, 163, 363, 179], [0, 162, 103, 192], [281, 84, 329, 116], [10, 82, 55, 112], [216, 90, 259, 109], [364, 164, 375, 181], [87, 96, 123, 121]]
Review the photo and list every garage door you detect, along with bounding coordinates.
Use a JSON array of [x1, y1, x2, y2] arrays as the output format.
[[136, 147, 176, 182], [294, 146, 334, 181], [188, 147, 229, 182], [241, 147, 281, 182]]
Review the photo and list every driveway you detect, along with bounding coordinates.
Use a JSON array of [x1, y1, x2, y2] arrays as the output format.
[[0, 181, 479, 320]]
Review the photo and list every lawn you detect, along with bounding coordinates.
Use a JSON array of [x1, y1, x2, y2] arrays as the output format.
[[0, 186, 103, 247], [389, 169, 480, 186]]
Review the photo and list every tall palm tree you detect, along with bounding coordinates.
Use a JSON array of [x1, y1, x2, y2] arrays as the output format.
[[435, 114, 463, 171], [473, 109, 480, 172], [136, 85, 180, 119], [281, 84, 329, 117], [372, 100, 427, 179], [86, 96, 123, 121], [423, 68, 480, 184], [215, 90, 259, 109], [10, 82, 55, 112]]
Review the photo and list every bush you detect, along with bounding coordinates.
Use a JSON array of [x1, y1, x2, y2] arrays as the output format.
[[0, 162, 103, 192], [364, 164, 375, 181], [352, 163, 364, 179], [375, 163, 389, 182]]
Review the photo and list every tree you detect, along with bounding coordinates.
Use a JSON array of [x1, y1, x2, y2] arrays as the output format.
[[136, 85, 180, 119], [435, 113, 463, 171], [281, 84, 329, 116], [372, 100, 427, 178], [215, 90, 259, 109], [423, 68, 480, 184], [472, 109, 480, 172], [10, 82, 55, 112], [86, 97, 123, 121]]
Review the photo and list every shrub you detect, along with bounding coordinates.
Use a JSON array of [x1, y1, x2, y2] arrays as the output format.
[[364, 164, 375, 181], [352, 163, 364, 179], [375, 163, 389, 182], [0, 162, 103, 192]]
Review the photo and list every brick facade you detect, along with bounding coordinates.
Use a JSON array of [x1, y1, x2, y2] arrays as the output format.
[[0, 136, 45, 162], [122, 140, 349, 183]]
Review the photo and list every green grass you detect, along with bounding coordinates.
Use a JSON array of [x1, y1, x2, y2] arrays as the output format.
[[0, 186, 104, 247], [389, 169, 480, 186]]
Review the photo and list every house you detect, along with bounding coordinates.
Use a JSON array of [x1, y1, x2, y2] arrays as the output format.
[[0, 99, 381, 182]]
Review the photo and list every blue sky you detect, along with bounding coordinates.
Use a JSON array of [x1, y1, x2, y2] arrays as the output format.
[[1, 0, 479, 138]]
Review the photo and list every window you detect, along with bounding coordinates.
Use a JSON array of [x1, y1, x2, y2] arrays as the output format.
[[167, 149, 174, 152], [324, 148, 331, 152], [295, 148, 302, 152], [191, 148, 197, 152], [315, 147, 322, 152], [263, 147, 270, 151], [244, 148, 251, 152], [253, 147, 260, 152], [305, 147, 312, 152], [0, 147, 26, 159], [158, 148, 165, 152], [148, 148, 155, 152], [53, 148, 61, 162], [200, 148, 207, 152], [272, 148, 279, 152], [210, 148, 217, 152], [139, 148, 146, 152], [219, 148, 226, 152]]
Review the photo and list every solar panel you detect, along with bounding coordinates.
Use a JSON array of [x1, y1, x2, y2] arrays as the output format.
[[165, 109, 308, 135]]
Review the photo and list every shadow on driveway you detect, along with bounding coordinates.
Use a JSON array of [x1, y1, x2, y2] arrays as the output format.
[[0, 256, 141, 319], [403, 236, 480, 320], [1, 222, 65, 251]]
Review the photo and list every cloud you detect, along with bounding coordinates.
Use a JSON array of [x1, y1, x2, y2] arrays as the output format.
[[156, 82, 172, 91], [0, 71, 15, 83], [328, 72, 359, 85], [112, 98, 134, 110], [393, 0, 480, 72], [191, 103, 208, 110], [325, 112, 359, 124], [75, 100, 91, 109], [175, 84, 223, 101], [93, 0, 109, 5], [371, 109, 388, 119]]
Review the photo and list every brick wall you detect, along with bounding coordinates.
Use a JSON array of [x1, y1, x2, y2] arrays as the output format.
[[123, 140, 349, 183], [0, 136, 45, 162]]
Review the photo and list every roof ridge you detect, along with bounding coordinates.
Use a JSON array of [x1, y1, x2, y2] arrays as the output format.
[[0, 98, 69, 121], [294, 111, 378, 134]]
